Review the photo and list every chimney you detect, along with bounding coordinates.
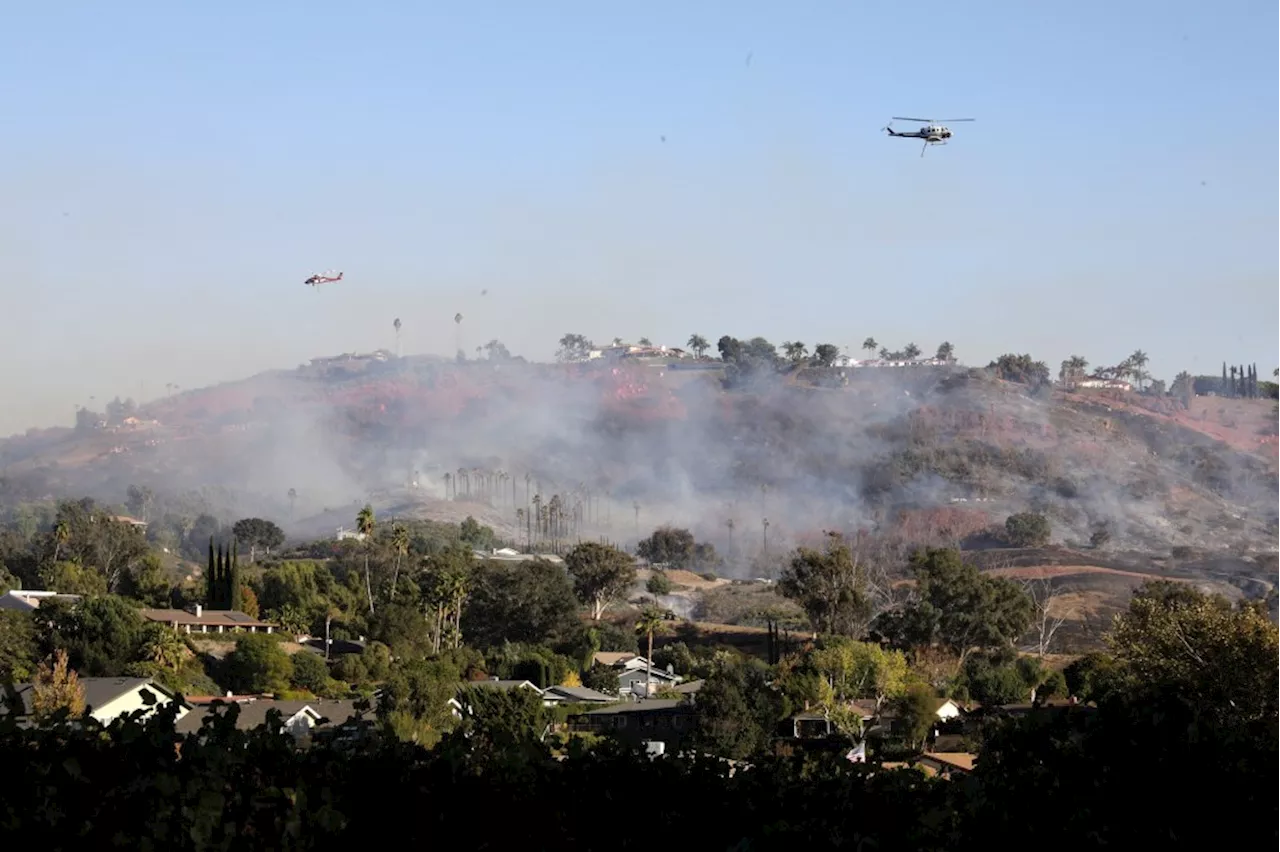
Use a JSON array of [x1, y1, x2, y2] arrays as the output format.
[[195, 604, 202, 618], [491, 676, 499, 681]]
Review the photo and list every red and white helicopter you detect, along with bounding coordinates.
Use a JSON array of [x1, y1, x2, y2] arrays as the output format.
[[303, 270, 344, 288]]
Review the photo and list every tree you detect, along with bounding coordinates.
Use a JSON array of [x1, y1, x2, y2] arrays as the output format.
[[388, 522, 410, 602], [782, 341, 808, 363], [1004, 512, 1051, 547], [903, 343, 921, 359], [694, 657, 786, 759], [125, 484, 155, 522], [778, 532, 876, 637], [231, 518, 285, 562], [876, 548, 1033, 665], [462, 559, 579, 649], [228, 542, 243, 612], [636, 526, 696, 568], [356, 504, 376, 615], [290, 650, 331, 695], [861, 337, 878, 355], [421, 546, 473, 652], [224, 634, 294, 695], [555, 333, 594, 362], [1127, 349, 1149, 390], [581, 662, 620, 695], [1024, 578, 1068, 657], [31, 649, 85, 720], [645, 571, 672, 596], [0, 610, 39, 683], [935, 341, 955, 362], [564, 542, 636, 621], [1107, 581, 1277, 725], [809, 637, 910, 712], [634, 604, 667, 697], [686, 334, 709, 358], [988, 354, 1051, 386], [812, 343, 840, 367], [138, 623, 188, 672]]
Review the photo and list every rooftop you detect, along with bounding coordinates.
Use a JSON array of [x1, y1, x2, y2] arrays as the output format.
[[140, 608, 275, 628]]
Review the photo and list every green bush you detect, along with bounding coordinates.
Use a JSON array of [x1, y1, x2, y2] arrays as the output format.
[[645, 571, 672, 596]]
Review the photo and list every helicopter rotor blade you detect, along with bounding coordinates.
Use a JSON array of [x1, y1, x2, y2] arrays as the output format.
[[937, 118, 976, 122], [892, 116, 932, 122]]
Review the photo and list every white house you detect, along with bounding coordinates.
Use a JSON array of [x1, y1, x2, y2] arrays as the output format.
[[1, 677, 191, 725], [540, 685, 616, 706], [0, 590, 82, 612]]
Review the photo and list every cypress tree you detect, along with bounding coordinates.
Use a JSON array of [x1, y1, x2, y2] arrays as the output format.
[[217, 544, 229, 609], [1239, 365, 1246, 398], [229, 541, 243, 612], [207, 537, 216, 606], [1222, 362, 1228, 395]]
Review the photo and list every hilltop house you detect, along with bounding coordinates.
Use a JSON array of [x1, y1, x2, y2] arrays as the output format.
[[1, 677, 191, 726], [141, 605, 277, 635]]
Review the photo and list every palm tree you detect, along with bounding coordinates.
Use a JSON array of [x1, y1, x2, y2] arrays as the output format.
[[687, 334, 710, 358], [1129, 350, 1149, 390], [725, 517, 736, 559], [634, 604, 667, 697], [782, 341, 808, 363], [444, 473, 452, 500], [862, 337, 878, 355], [287, 488, 297, 520], [903, 343, 921, 359], [51, 520, 70, 562], [356, 504, 376, 614], [389, 522, 410, 601], [142, 626, 188, 672]]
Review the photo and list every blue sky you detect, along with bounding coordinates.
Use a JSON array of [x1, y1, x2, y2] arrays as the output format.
[[2, 0, 1275, 433]]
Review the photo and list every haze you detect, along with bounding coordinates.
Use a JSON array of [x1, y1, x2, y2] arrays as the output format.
[[2, 0, 1275, 437]]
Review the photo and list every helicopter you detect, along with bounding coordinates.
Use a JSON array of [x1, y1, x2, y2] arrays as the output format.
[[303, 271, 343, 288], [883, 117, 975, 157]]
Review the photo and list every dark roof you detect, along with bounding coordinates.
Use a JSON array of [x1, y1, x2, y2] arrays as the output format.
[[460, 679, 540, 692], [541, 685, 616, 703], [1, 677, 180, 718], [175, 699, 363, 734], [581, 699, 685, 716], [140, 608, 276, 628]]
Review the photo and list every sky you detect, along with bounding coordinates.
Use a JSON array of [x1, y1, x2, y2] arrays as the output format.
[[1, 0, 1276, 435]]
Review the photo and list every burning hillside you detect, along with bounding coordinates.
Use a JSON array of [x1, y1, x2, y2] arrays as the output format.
[[0, 355, 1275, 564]]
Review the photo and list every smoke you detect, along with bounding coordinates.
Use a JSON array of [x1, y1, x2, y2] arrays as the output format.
[[2, 350, 1275, 570]]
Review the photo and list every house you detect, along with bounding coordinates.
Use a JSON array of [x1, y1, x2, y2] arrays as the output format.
[[1, 676, 191, 725], [933, 698, 965, 721], [471, 547, 564, 565], [335, 527, 367, 542], [0, 589, 82, 612], [617, 665, 681, 697], [589, 652, 684, 698], [112, 515, 148, 528], [176, 698, 363, 741], [540, 685, 616, 706], [141, 605, 277, 634], [566, 698, 697, 750], [1076, 376, 1133, 392], [918, 751, 976, 778]]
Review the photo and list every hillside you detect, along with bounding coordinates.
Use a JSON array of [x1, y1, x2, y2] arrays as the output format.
[[1, 354, 1275, 569]]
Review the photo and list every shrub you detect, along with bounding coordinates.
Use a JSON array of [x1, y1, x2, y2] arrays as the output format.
[[1004, 513, 1051, 547], [645, 571, 672, 596]]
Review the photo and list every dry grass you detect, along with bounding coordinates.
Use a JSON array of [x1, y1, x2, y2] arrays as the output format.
[[984, 564, 1184, 583]]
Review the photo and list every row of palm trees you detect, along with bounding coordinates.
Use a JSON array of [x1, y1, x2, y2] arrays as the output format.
[[682, 334, 957, 363], [1059, 350, 1151, 389]]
